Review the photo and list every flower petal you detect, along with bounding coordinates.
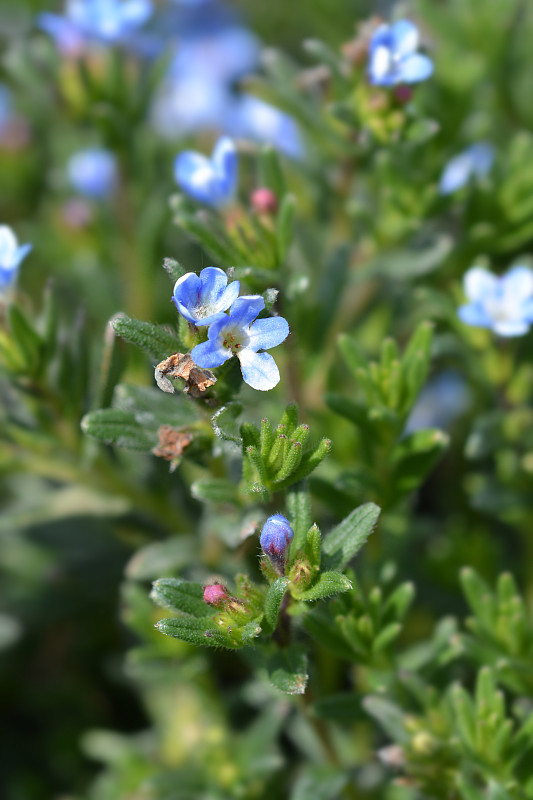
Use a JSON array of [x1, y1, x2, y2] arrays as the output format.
[[492, 320, 530, 337], [217, 279, 241, 313], [191, 338, 232, 369], [248, 316, 289, 352], [396, 53, 433, 84], [457, 303, 492, 329], [0, 225, 17, 264], [238, 349, 280, 391], [463, 267, 498, 303], [502, 266, 533, 303], [468, 142, 494, 177], [390, 19, 419, 58], [212, 136, 238, 197], [439, 152, 474, 195], [121, 0, 152, 27], [14, 243, 32, 267], [368, 45, 393, 84], [173, 272, 201, 322], [228, 295, 264, 327]]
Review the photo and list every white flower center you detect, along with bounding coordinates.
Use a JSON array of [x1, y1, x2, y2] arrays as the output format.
[[220, 325, 249, 354]]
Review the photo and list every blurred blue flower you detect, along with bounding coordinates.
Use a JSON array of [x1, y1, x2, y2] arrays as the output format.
[[67, 148, 118, 198], [458, 265, 533, 337], [260, 514, 294, 573], [191, 295, 289, 390], [173, 267, 240, 327], [39, 0, 152, 50], [0, 226, 32, 292], [230, 95, 304, 160], [0, 85, 13, 130], [439, 142, 495, 195], [404, 371, 471, 435], [174, 137, 238, 207], [368, 19, 433, 86]]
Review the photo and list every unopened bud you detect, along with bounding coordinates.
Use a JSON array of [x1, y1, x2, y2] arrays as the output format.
[[260, 514, 294, 574], [250, 187, 278, 215], [203, 583, 230, 607]]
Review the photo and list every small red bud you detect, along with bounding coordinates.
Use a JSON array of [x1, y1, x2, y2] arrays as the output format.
[[203, 583, 229, 606], [250, 187, 278, 215], [393, 85, 413, 104]]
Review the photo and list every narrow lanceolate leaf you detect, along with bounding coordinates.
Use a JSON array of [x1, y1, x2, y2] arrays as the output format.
[[322, 503, 381, 571], [211, 402, 243, 444], [163, 257, 187, 284], [293, 571, 352, 602], [150, 578, 209, 617], [191, 478, 239, 505], [391, 428, 449, 493], [80, 408, 156, 450], [460, 567, 497, 629], [362, 696, 410, 744], [275, 438, 332, 489], [265, 578, 290, 628], [372, 623, 401, 653], [267, 645, 308, 695], [8, 304, 43, 371], [337, 333, 368, 378], [112, 314, 182, 361], [287, 481, 312, 554], [275, 193, 296, 262]]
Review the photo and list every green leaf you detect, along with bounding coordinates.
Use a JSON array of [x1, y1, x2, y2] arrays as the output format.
[[450, 682, 477, 748], [112, 314, 182, 361], [125, 537, 197, 580], [258, 145, 286, 198], [211, 402, 243, 444], [81, 408, 156, 450], [93, 315, 127, 410], [175, 210, 237, 264], [8, 304, 43, 371], [338, 333, 368, 378], [460, 567, 497, 629], [267, 645, 308, 695], [400, 321, 434, 411], [312, 692, 360, 721], [391, 428, 449, 493], [294, 571, 352, 602], [382, 582, 415, 621], [150, 578, 209, 617], [275, 193, 296, 263], [326, 393, 369, 428], [264, 577, 290, 629], [304, 606, 355, 660], [322, 503, 381, 571], [191, 478, 239, 505], [362, 696, 409, 744], [291, 765, 348, 800], [372, 623, 401, 653], [155, 616, 240, 649]]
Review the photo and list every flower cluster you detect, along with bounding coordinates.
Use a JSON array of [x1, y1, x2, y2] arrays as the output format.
[[0, 226, 32, 294], [458, 265, 533, 338], [173, 267, 289, 391]]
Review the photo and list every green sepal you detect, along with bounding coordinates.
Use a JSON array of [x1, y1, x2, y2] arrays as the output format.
[[304, 524, 321, 570], [150, 578, 209, 617], [274, 437, 332, 489], [264, 577, 290, 629], [278, 402, 299, 435], [267, 644, 308, 695], [112, 314, 183, 361], [262, 287, 279, 312], [322, 502, 380, 571], [292, 571, 352, 602], [163, 257, 187, 284], [260, 416, 275, 458], [211, 402, 243, 444]]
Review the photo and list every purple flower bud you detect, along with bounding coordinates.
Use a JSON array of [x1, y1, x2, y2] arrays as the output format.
[[203, 583, 229, 606], [260, 514, 294, 574]]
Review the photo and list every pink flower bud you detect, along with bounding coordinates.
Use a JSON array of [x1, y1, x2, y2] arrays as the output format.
[[250, 187, 278, 215], [203, 583, 229, 606]]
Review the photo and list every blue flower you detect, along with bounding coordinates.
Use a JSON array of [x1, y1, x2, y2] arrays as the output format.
[[404, 371, 471, 435], [0, 226, 32, 292], [67, 148, 118, 198], [39, 0, 152, 50], [174, 137, 238, 207], [367, 19, 433, 87], [173, 267, 240, 327], [458, 265, 533, 337], [230, 95, 304, 160], [260, 514, 294, 573], [191, 296, 289, 391], [439, 142, 495, 195]]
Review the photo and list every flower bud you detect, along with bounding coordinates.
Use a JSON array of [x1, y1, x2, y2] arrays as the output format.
[[260, 514, 294, 574], [250, 187, 278, 215], [203, 583, 230, 607]]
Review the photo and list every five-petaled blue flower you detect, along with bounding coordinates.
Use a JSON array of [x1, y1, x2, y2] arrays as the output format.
[[173, 267, 240, 327], [191, 295, 289, 391], [67, 148, 118, 198], [367, 19, 433, 87], [458, 265, 533, 337], [39, 0, 152, 51], [174, 137, 238, 207], [260, 514, 294, 574], [439, 142, 495, 195], [0, 225, 32, 292]]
